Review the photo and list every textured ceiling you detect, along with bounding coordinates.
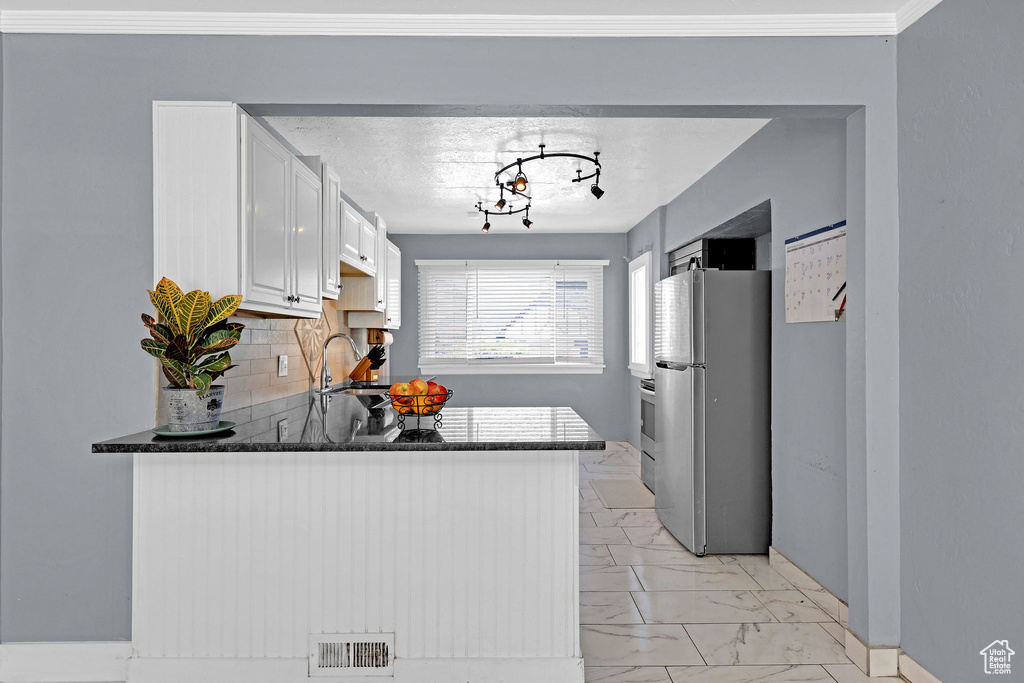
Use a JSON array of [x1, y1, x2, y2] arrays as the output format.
[[264, 117, 770, 234]]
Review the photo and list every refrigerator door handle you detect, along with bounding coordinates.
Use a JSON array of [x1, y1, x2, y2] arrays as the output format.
[[656, 360, 706, 371]]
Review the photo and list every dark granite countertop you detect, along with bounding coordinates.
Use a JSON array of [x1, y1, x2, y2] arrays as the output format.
[[92, 389, 605, 453]]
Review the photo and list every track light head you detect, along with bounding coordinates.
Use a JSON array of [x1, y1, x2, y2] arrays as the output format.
[[482, 222, 490, 233], [522, 216, 533, 229], [494, 197, 506, 211], [591, 183, 605, 199], [513, 171, 528, 193]]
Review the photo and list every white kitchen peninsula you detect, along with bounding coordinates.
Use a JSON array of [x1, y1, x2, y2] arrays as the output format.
[[94, 397, 602, 683]]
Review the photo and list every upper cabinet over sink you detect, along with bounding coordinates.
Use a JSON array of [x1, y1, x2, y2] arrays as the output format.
[[339, 202, 379, 277]]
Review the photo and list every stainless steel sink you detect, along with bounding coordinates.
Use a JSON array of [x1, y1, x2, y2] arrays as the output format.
[[316, 384, 388, 396], [337, 387, 390, 396]]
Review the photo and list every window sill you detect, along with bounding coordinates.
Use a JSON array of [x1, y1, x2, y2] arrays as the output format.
[[419, 364, 606, 375], [629, 365, 654, 380]]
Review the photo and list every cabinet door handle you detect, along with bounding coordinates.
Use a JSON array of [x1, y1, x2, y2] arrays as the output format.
[[378, 299, 383, 304], [294, 295, 301, 303]]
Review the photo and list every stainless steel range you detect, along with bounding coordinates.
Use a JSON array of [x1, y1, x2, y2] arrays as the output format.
[[639, 378, 656, 492]]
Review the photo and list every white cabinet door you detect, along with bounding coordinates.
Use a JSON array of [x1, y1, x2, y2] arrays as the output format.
[[291, 161, 323, 314], [360, 217, 378, 275], [385, 240, 402, 329], [373, 214, 388, 312], [242, 117, 291, 309], [340, 200, 362, 269], [321, 164, 341, 299]]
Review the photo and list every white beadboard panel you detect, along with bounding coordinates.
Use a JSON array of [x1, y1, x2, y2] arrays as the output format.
[[152, 101, 240, 297], [132, 449, 580, 664]]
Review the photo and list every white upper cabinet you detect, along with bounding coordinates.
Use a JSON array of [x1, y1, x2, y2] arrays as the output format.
[[340, 200, 362, 270], [385, 239, 402, 330], [153, 102, 323, 318], [242, 119, 291, 308], [339, 237, 399, 328], [364, 212, 388, 310], [240, 115, 322, 316], [359, 216, 378, 275], [290, 160, 323, 315], [316, 161, 342, 299], [339, 204, 378, 277], [153, 102, 242, 300]]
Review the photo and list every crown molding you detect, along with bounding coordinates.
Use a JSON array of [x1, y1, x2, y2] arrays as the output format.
[[895, 0, 944, 32], [0, 10, 912, 37]]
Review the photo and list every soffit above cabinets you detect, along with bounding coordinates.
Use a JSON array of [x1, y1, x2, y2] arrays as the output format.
[[0, 0, 944, 36], [261, 116, 771, 235]]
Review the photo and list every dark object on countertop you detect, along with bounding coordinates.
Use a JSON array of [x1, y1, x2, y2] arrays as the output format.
[[367, 344, 386, 369], [349, 344, 387, 382], [394, 428, 446, 444]]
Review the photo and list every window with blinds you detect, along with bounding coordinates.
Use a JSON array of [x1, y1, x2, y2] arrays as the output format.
[[417, 260, 608, 374]]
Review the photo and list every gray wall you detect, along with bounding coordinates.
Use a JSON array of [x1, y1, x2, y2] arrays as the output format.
[[0, 33, 900, 642], [387, 233, 629, 441], [0, 34, 4, 639], [898, 1, 1024, 679], [626, 119, 849, 600]]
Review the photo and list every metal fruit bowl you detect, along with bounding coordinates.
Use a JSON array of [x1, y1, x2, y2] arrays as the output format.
[[387, 390, 453, 416], [387, 389, 453, 429]]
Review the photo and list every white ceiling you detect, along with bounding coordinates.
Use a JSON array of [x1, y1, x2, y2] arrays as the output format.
[[0, 0, 944, 36], [264, 116, 770, 235]]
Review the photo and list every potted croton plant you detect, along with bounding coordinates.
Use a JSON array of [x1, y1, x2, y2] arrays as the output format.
[[141, 277, 245, 432]]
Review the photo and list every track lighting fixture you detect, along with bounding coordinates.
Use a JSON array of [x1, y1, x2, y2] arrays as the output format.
[[474, 144, 603, 233], [482, 222, 490, 233], [513, 171, 528, 193], [590, 169, 605, 199]]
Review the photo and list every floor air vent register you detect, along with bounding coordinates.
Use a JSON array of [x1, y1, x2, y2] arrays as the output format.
[[309, 634, 395, 676]]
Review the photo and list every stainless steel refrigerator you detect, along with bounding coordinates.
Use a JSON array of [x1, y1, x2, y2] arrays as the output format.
[[654, 268, 771, 556]]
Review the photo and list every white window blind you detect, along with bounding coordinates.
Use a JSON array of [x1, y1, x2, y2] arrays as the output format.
[[418, 260, 607, 374]]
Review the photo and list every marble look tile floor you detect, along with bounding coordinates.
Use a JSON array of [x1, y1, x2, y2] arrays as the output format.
[[580, 443, 899, 683]]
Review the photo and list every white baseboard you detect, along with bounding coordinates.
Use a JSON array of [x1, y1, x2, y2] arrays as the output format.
[[768, 546, 846, 621], [899, 651, 944, 683], [128, 656, 584, 682], [769, 547, 898, 677], [842, 630, 899, 677], [0, 641, 131, 683]]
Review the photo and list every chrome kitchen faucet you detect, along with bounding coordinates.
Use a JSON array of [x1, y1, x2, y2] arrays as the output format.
[[319, 333, 364, 394]]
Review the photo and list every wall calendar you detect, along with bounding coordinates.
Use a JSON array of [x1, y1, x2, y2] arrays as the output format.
[[785, 221, 847, 323]]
